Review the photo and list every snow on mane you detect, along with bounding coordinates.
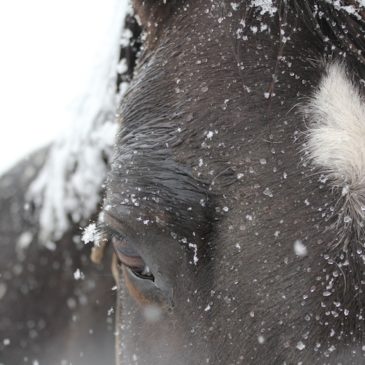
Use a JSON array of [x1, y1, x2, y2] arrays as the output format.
[[252, 0, 277, 16], [251, 0, 365, 18], [28, 1, 132, 244], [326, 0, 365, 19]]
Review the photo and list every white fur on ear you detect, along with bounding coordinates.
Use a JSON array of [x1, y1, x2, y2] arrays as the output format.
[[304, 62, 365, 243]]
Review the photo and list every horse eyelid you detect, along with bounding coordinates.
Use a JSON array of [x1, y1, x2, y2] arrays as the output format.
[[96, 221, 154, 280], [96, 222, 127, 243]]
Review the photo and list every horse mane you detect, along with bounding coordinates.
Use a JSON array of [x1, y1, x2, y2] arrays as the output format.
[[293, 0, 365, 67], [28, 8, 142, 244]]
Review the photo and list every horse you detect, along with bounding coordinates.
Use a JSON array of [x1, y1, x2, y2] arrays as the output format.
[[103, 0, 365, 364], [2, 1, 365, 364]]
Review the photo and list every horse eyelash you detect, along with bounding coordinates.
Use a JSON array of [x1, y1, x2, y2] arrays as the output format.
[[95, 221, 127, 243]]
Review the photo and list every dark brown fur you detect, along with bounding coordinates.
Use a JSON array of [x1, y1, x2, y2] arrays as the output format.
[[105, 1, 365, 364]]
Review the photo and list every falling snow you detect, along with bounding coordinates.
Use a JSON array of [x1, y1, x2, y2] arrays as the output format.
[[73, 268, 85, 280], [294, 240, 308, 257]]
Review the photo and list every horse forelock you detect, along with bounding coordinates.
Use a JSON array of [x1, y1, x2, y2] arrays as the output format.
[[302, 61, 365, 247]]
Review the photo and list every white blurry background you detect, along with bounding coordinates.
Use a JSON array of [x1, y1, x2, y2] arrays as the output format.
[[0, 0, 127, 174]]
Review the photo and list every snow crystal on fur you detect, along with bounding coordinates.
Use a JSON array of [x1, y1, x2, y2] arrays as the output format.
[[252, 0, 277, 16], [326, 0, 365, 20], [304, 62, 365, 243]]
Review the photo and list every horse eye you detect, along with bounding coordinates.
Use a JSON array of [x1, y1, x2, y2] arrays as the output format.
[[112, 237, 154, 281]]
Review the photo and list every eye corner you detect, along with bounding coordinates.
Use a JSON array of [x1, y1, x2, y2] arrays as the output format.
[[112, 236, 155, 282]]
